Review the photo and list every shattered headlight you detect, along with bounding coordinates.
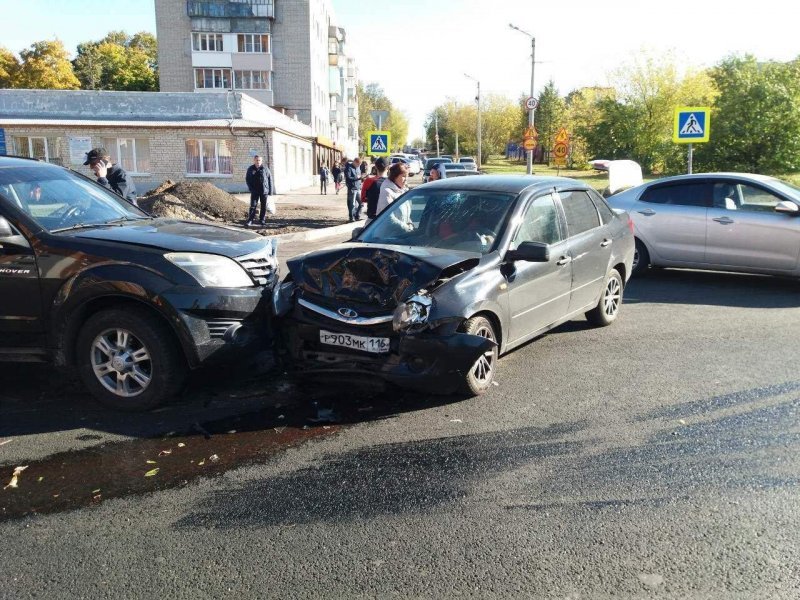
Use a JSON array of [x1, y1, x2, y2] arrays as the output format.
[[393, 295, 432, 332]]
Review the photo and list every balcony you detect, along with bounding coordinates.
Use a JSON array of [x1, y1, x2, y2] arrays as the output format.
[[187, 0, 274, 19]]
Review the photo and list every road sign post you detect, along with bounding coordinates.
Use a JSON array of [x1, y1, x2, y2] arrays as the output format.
[[674, 107, 710, 174], [552, 128, 570, 168]]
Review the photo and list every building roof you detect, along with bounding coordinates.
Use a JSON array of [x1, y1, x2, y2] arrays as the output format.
[[0, 89, 313, 138]]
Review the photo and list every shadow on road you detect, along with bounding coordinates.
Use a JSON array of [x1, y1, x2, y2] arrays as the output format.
[[623, 268, 800, 309]]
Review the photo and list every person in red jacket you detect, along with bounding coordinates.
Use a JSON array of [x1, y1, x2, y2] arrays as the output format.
[[362, 157, 388, 225]]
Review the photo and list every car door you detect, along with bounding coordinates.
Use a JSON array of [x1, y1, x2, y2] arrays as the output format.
[[503, 193, 571, 344], [705, 180, 800, 272], [631, 181, 711, 264], [0, 211, 43, 347], [557, 190, 609, 313]]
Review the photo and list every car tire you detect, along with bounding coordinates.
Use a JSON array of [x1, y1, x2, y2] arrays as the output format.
[[586, 268, 623, 327], [76, 307, 187, 411], [460, 315, 498, 396], [632, 238, 650, 276]]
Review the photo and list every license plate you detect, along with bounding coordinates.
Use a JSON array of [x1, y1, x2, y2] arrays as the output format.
[[319, 330, 390, 354]]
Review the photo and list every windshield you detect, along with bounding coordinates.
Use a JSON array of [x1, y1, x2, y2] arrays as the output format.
[[0, 166, 148, 232], [766, 177, 800, 199], [359, 188, 518, 254]]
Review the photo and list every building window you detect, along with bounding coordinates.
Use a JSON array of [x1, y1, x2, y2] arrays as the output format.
[[185, 139, 233, 176], [194, 68, 232, 89], [192, 32, 224, 52], [102, 138, 151, 174], [234, 70, 272, 90], [237, 34, 270, 53], [13, 136, 48, 161]]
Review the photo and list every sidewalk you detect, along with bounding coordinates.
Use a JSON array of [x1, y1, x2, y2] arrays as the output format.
[[233, 183, 361, 240]]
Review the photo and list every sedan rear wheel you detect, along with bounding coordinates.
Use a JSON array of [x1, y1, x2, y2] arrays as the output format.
[[632, 239, 650, 276], [460, 315, 498, 396], [585, 268, 623, 327]]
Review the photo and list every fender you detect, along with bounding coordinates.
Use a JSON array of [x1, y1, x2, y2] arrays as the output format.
[[49, 263, 199, 367]]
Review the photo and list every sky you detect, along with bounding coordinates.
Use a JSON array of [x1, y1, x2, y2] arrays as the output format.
[[2, 0, 799, 143]]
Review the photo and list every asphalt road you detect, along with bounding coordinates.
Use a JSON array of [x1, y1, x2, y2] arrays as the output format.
[[1, 267, 799, 598]]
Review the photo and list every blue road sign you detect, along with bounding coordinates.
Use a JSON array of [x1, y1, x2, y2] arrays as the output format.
[[0, 129, 6, 155], [366, 131, 391, 156], [673, 107, 710, 143]]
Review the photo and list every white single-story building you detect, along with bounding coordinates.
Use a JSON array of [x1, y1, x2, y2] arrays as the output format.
[[0, 89, 341, 194]]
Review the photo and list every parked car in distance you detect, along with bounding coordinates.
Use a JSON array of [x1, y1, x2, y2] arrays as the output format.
[[607, 172, 800, 277], [442, 163, 468, 175], [274, 175, 634, 394], [444, 169, 481, 178], [422, 157, 453, 182], [459, 157, 477, 170], [0, 156, 278, 411], [389, 155, 421, 176]]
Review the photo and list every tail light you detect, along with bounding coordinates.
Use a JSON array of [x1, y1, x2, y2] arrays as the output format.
[[627, 216, 635, 233]]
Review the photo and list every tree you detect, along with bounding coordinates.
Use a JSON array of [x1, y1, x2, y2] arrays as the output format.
[[73, 31, 158, 91], [534, 80, 566, 160], [703, 55, 800, 173], [357, 82, 408, 153], [564, 86, 615, 167], [16, 40, 80, 89], [0, 46, 20, 88], [587, 52, 716, 172], [479, 94, 522, 162]]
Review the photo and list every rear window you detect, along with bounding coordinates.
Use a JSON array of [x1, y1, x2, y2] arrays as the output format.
[[641, 183, 711, 207], [560, 190, 601, 236], [588, 189, 616, 224]]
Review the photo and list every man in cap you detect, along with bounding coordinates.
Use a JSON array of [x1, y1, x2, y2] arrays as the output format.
[[83, 147, 138, 207]]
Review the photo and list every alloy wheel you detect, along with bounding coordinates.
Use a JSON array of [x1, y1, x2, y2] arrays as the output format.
[[90, 328, 152, 397], [604, 277, 622, 317], [471, 324, 496, 384]]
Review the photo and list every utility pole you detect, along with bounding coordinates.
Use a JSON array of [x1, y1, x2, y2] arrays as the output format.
[[434, 114, 440, 156], [465, 73, 481, 167], [510, 23, 535, 175]]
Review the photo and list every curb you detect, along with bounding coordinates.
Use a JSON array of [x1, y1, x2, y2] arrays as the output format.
[[272, 220, 362, 243]]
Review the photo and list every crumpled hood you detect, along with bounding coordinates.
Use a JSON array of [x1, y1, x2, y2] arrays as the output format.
[[64, 219, 271, 258], [288, 243, 480, 309]]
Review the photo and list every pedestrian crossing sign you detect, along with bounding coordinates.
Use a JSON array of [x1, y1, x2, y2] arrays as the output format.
[[674, 107, 710, 143], [366, 131, 391, 156]]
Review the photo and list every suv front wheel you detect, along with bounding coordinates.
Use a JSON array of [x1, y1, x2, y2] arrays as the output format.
[[76, 307, 187, 411]]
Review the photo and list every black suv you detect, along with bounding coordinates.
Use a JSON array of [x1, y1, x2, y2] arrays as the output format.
[[0, 157, 277, 410]]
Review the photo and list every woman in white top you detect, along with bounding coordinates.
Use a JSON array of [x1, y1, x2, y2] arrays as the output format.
[[372, 162, 412, 230]]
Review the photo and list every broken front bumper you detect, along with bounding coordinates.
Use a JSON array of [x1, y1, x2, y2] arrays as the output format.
[[276, 320, 495, 394]]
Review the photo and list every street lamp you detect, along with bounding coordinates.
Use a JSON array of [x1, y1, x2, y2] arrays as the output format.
[[464, 73, 481, 168], [509, 23, 535, 175]]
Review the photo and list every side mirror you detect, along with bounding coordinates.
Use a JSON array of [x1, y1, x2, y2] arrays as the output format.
[[775, 200, 799, 215], [0, 217, 14, 238], [351, 226, 364, 240], [506, 241, 550, 263]]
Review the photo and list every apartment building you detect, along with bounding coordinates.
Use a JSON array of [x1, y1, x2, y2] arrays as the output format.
[[155, 0, 360, 160]]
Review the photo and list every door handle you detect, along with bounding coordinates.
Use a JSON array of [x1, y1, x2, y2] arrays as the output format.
[[637, 209, 656, 216], [556, 256, 572, 266], [713, 216, 734, 224], [600, 238, 612, 247]]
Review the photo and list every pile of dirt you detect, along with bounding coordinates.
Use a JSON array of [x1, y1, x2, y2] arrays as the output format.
[[140, 181, 246, 222]]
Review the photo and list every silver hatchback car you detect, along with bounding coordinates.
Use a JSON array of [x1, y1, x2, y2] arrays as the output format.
[[607, 173, 800, 277]]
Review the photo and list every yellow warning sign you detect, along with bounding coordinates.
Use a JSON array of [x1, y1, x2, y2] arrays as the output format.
[[554, 127, 570, 144]]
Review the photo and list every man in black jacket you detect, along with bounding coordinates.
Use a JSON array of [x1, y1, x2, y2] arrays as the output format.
[[245, 155, 274, 226], [84, 147, 138, 207], [344, 157, 363, 222]]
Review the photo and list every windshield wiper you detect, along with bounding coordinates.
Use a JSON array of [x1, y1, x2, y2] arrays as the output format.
[[104, 216, 150, 225], [50, 222, 108, 233]]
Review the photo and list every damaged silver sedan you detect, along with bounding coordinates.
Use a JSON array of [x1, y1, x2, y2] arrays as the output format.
[[274, 176, 635, 395]]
